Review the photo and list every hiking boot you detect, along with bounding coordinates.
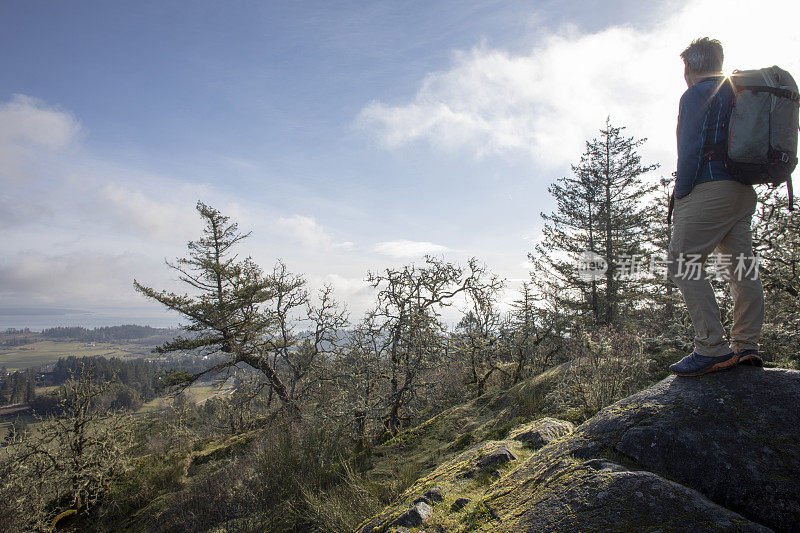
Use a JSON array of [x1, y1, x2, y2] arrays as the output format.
[[737, 349, 764, 367], [669, 351, 738, 377]]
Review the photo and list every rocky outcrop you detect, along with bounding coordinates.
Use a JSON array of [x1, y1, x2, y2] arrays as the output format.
[[457, 444, 518, 480], [475, 446, 516, 469], [509, 417, 575, 449], [392, 502, 431, 528], [486, 366, 800, 532], [359, 366, 800, 532], [421, 486, 443, 504], [358, 438, 536, 532], [450, 497, 471, 511]]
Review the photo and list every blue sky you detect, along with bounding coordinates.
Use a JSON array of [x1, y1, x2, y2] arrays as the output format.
[[2, 0, 798, 329]]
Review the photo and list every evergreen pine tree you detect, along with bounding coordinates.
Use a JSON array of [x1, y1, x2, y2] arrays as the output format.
[[752, 188, 800, 362], [134, 202, 347, 418], [534, 119, 658, 326]]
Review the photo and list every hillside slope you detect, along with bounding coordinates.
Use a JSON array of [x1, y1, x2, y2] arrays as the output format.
[[362, 365, 569, 492], [360, 366, 800, 532]]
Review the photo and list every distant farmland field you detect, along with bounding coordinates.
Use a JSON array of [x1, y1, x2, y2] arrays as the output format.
[[0, 340, 157, 371]]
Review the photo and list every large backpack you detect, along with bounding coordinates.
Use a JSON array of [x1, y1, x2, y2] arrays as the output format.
[[724, 66, 799, 209]]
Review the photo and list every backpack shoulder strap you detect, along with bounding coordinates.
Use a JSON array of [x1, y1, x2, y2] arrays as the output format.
[[736, 85, 800, 103]]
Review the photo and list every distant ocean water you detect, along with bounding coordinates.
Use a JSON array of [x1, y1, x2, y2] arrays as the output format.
[[0, 308, 181, 331]]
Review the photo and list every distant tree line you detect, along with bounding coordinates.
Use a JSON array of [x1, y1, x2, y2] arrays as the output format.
[[0, 328, 35, 347], [0, 336, 35, 347], [0, 370, 36, 405], [48, 356, 161, 410], [3, 328, 32, 334], [0, 356, 174, 412], [32, 354, 228, 414], [41, 325, 172, 342]]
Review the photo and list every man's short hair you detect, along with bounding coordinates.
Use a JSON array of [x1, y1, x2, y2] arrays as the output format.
[[681, 38, 724, 74]]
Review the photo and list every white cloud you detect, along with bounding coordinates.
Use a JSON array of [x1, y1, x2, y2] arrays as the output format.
[[0, 93, 365, 320], [93, 183, 204, 242], [0, 94, 80, 150], [373, 239, 452, 258], [0, 95, 213, 239], [0, 250, 167, 307], [273, 215, 354, 251], [0, 94, 81, 181], [309, 273, 376, 315], [356, 0, 800, 173], [0, 193, 53, 229]]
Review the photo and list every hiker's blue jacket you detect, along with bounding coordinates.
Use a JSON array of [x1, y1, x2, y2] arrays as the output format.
[[675, 76, 737, 199]]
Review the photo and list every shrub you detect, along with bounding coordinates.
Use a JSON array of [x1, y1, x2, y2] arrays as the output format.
[[118, 418, 383, 532], [547, 326, 651, 420]]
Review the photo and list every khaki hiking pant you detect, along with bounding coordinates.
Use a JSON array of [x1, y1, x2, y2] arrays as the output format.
[[668, 180, 764, 357]]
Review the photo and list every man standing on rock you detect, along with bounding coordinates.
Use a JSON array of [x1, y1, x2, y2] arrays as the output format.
[[668, 38, 764, 376]]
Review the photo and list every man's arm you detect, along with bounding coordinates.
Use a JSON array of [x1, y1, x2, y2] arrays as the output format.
[[675, 86, 709, 199]]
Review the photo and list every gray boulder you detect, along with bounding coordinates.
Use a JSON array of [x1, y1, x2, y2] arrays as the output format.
[[423, 486, 443, 503], [392, 501, 432, 528], [481, 366, 800, 531], [475, 446, 516, 469], [483, 455, 770, 532], [510, 417, 574, 449], [411, 496, 430, 506], [360, 366, 800, 532], [450, 497, 471, 511]]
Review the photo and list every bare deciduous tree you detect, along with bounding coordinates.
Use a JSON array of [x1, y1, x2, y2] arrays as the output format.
[[0, 365, 132, 530], [367, 256, 495, 434], [455, 270, 504, 396]]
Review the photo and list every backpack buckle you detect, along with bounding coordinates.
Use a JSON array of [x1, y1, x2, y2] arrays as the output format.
[[780, 152, 791, 163]]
